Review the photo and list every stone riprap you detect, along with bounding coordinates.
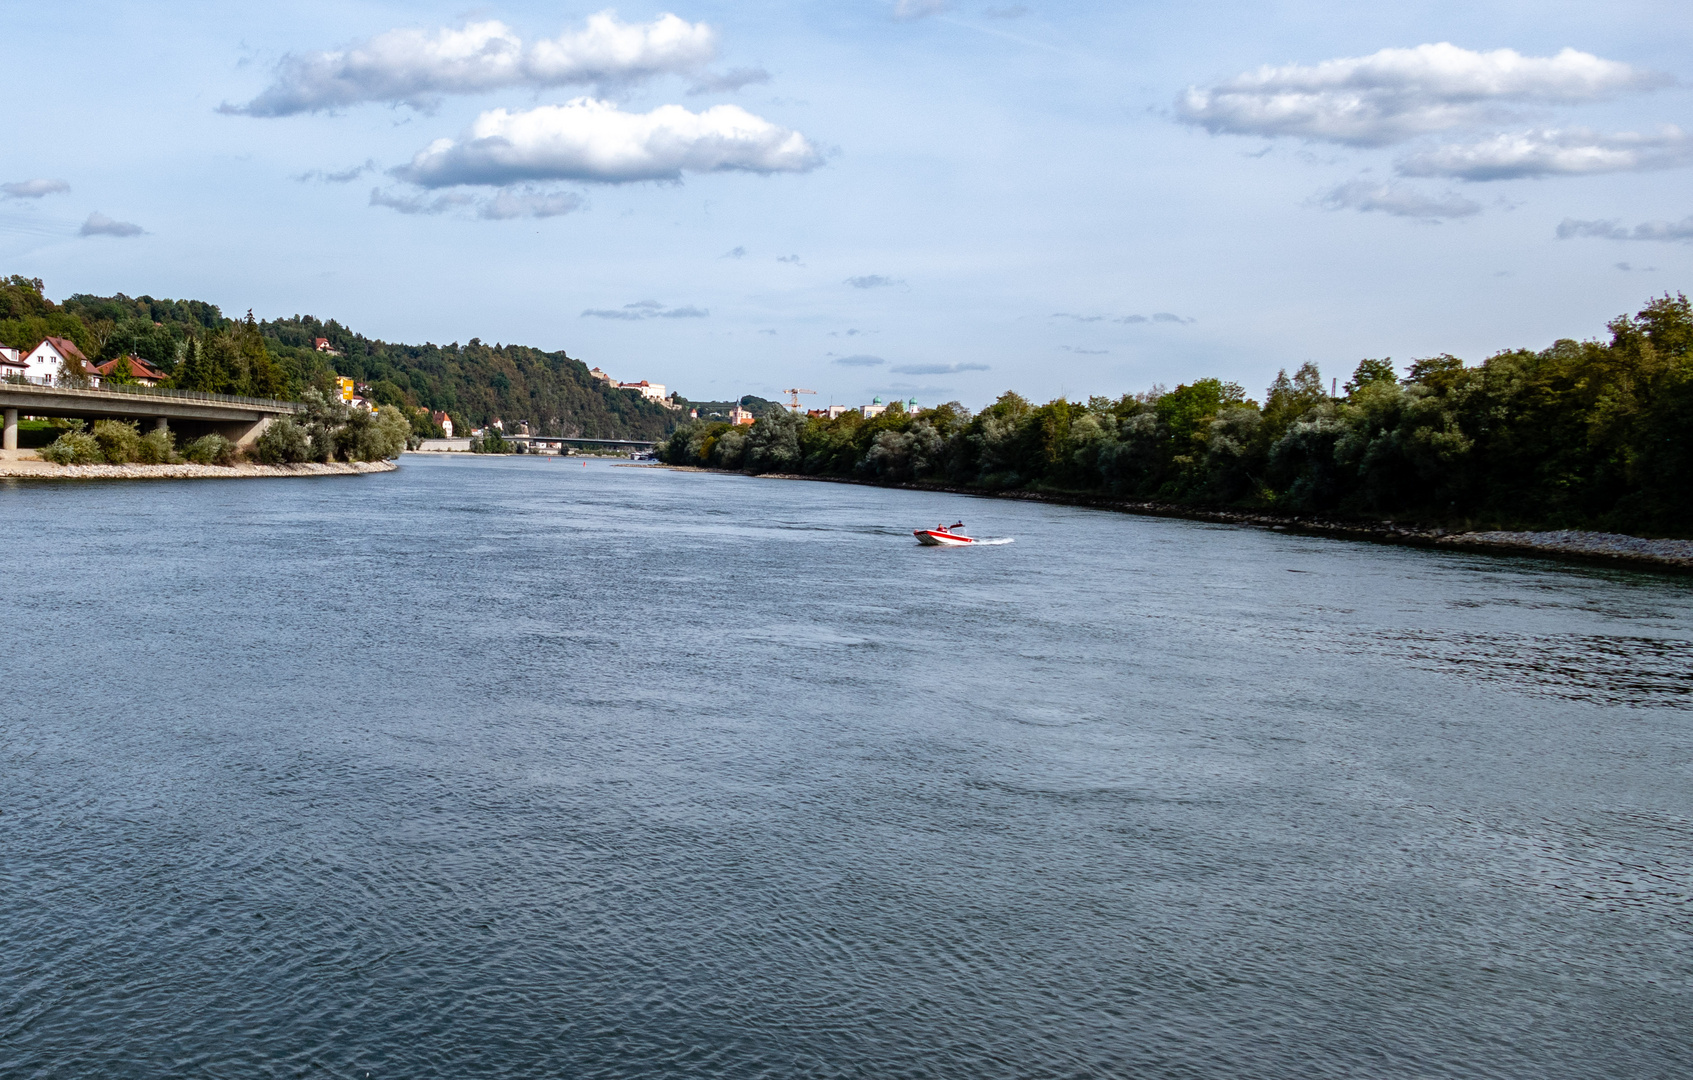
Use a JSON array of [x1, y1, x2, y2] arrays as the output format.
[[0, 460, 398, 480], [1446, 530, 1693, 569]]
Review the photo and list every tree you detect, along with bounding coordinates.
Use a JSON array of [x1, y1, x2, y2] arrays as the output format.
[[1344, 358, 1396, 395]]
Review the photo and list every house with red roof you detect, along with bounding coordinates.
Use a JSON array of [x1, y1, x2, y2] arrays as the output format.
[[90, 354, 167, 387]]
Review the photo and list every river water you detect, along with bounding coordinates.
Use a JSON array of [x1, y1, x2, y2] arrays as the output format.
[[2, 455, 1689, 1079]]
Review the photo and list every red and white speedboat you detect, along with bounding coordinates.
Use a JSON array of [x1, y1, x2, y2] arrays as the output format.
[[914, 521, 975, 546]]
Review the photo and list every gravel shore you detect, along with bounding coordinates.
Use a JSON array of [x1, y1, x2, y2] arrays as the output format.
[[0, 459, 399, 480], [1443, 530, 1693, 569]]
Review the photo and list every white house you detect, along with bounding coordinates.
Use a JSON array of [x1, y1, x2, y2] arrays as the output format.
[[0, 346, 24, 380], [860, 397, 887, 418], [21, 337, 92, 385]]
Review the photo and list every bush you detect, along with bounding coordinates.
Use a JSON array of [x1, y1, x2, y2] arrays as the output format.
[[182, 433, 235, 466], [254, 416, 310, 464], [137, 424, 177, 464], [91, 419, 144, 463], [40, 429, 102, 465]]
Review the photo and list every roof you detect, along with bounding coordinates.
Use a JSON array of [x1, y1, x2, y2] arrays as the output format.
[[34, 336, 87, 361], [92, 355, 166, 381]]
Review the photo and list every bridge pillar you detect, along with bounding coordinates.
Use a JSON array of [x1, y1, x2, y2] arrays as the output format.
[[155, 417, 168, 434], [3, 408, 15, 452]]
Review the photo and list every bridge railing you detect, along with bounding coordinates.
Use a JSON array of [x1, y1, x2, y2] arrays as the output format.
[[1, 374, 300, 411]]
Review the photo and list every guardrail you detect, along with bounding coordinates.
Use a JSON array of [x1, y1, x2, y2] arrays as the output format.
[[0, 374, 299, 411]]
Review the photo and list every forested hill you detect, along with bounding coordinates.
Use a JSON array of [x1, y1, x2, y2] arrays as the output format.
[[261, 314, 677, 441], [0, 275, 680, 440]]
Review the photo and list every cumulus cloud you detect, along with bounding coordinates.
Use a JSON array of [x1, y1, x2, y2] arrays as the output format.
[[1119, 315, 1148, 323], [581, 300, 709, 319], [833, 354, 886, 366], [370, 185, 579, 218], [687, 67, 771, 95], [1317, 179, 1481, 219], [226, 13, 718, 116], [1556, 216, 1693, 243], [394, 98, 820, 186], [3, 178, 70, 198], [846, 274, 902, 288], [79, 212, 144, 237], [1177, 43, 1665, 146], [890, 362, 989, 374], [1396, 126, 1692, 180], [894, 0, 949, 20], [295, 160, 377, 183], [722, 245, 747, 258], [777, 253, 803, 264], [1151, 312, 1195, 323]]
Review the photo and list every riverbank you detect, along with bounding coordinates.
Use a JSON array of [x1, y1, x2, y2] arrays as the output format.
[[0, 459, 399, 480], [641, 465, 1693, 573]]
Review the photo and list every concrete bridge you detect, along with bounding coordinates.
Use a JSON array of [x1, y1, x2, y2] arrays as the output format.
[[0, 381, 300, 457]]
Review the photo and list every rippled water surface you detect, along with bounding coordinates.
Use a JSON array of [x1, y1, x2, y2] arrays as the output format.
[[3, 456, 1691, 1079]]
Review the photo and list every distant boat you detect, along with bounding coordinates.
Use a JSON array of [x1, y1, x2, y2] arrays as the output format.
[[914, 521, 974, 546]]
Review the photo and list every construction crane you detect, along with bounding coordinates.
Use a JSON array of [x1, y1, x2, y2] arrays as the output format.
[[782, 388, 817, 412]]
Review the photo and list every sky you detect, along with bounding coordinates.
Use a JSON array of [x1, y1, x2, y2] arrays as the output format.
[[3, 1, 1690, 409]]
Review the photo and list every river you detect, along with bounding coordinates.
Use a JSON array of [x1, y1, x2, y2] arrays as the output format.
[[2, 454, 1689, 1078]]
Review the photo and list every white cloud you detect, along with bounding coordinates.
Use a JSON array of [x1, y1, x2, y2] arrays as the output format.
[[1397, 126, 1692, 180], [581, 300, 709, 319], [686, 67, 771, 95], [394, 98, 820, 186], [295, 160, 377, 183], [890, 362, 989, 374], [894, 0, 949, 20], [1177, 43, 1665, 146], [79, 212, 144, 237], [3, 178, 70, 198], [226, 12, 717, 116], [833, 354, 886, 366], [1557, 216, 1693, 243], [1317, 179, 1481, 219], [480, 188, 584, 219], [369, 185, 580, 219]]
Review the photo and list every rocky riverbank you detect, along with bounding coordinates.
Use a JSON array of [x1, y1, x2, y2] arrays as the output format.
[[641, 465, 1693, 573], [0, 458, 399, 480]]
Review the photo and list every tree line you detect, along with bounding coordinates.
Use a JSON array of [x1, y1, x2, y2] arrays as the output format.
[[659, 294, 1693, 537]]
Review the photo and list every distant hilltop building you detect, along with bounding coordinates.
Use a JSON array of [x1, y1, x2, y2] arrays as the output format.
[[618, 379, 669, 403], [729, 404, 755, 425], [314, 337, 340, 356], [807, 405, 853, 420], [589, 367, 681, 408], [431, 411, 454, 437], [860, 397, 887, 418]]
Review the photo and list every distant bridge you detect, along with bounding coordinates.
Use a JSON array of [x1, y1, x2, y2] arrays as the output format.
[[0, 381, 300, 455], [507, 434, 656, 451]]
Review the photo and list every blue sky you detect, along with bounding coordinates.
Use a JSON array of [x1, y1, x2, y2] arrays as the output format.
[[3, 1, 1689, 408]]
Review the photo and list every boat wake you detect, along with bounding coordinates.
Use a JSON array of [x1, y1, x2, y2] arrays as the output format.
[[972, 537, 1015, 546]]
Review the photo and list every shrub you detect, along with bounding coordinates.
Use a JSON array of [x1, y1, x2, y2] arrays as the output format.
[[91, 419, 144, 463], [254, 416, 310, 464], [137, 424, 177, 464], [182, 433, 235, 466], [40, 429, 102, 465]]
